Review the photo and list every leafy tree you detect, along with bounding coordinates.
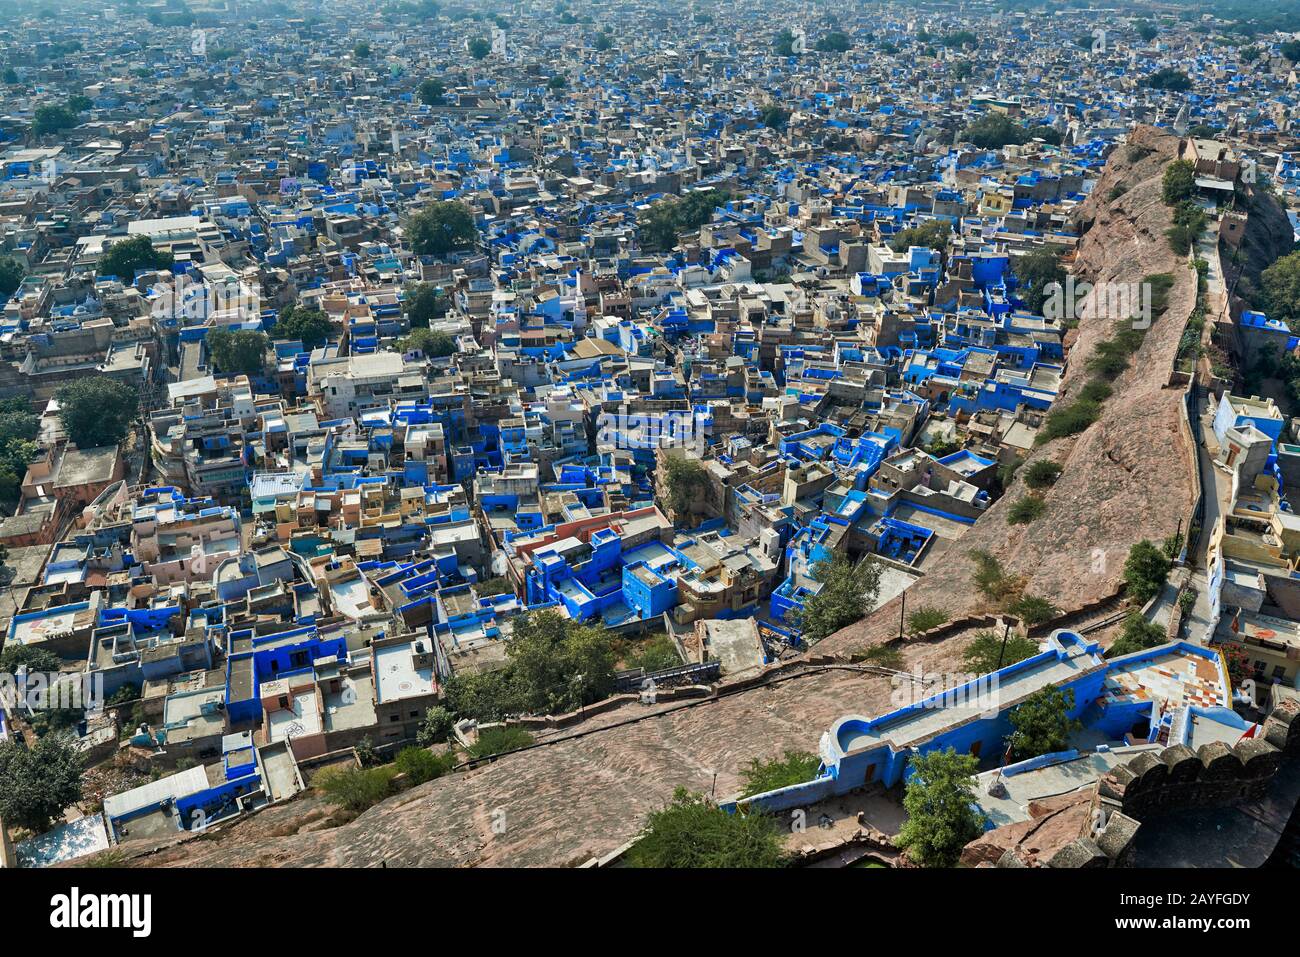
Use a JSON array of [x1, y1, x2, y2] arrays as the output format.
[[504, 610, 614, 715], [394, 746, 456, 784], [445, 611, 616, 720], [205, 329, 268, 376], [406, 200, 476, 257], [759, 104, 790, 130], [660, 454, 708, 523], [547, 74, 567, 90], [354, 736, 381, 768], [97, 236, 173, 281], [896, 748, 984, 867], [796, 553, 883, 643], [1123, 539, 1171, 605], [740, 749, 821, 797], [467, 725, 534, 757], [639, 189, 730, 251], [1143, 67, 1191, 91], [274, 305, 332, 348], [907, 606, 949, 635], [773, 29, 796, 56], [890, 219, 951, 253], [1007, 686, 1081, 760], [1261, 251, 1300, 330], [1023, 459, 1062, 489], [942, 30, 978, 48], [30, 104, 78, 137], [2, 68, 17, 85], [0, 257, 24, 301], [403, 282, 447, 327], [1283, 40, 1300, 63], [594, 33, 612, 52], [401, 327, 455, 358], [0, 644, 61, 674], [56, 378, 137, 449], [961, 630, 1040, 675], [0, 732, 84, 833], [1107, 612, 1165, 658], [626, 788, 787, 868], [417, 78, 446, 105], [963, 111, 1030, 149], [468, 37, 491, 59], [416, 706, 456, 746], [814, 31, 851, 53], [1136, 21, 1158, 43], [1013, 245, 1066, 315], [353, 41, 371, 59]]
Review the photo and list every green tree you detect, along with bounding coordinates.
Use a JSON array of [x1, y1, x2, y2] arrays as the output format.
[[0, 732, 84, 833], [401, 327, 455, 357], [0, 257, 24, 300], [1143, 68, 1191, 92], [740, 750, 821, 797], [890, 219, 951, 253], [403, 282, 447, 327], [814, 31, 851, 53], [547, 74, 567, 90], [206, 329, 268, 376], [624, 633, 680, 672], [416, 706, 455, 746], [773, 29, 796, 56], [56, 378, 137, 449], [759, 104, 790, 129], [97, 236, 173, 281], [1161, 159, 1196, 205], [30, 104, 77, 137], [274, 305, 332, 348], [505, 610, 614, 715], [1107, 611, 1165, 658], [406, 200, 476, 257], [1262, 251, 1300, 330], [961, 630, 1040, 675], [1136, 21, 1158, 43], [1006, 686, 1081, 760], [0, 644, 61, 674], [896, 748, 984, 867], [1123, 539, 1171, 605], [1283, 40, 1300, 63], [638, 189, 730, 251], [594, 33, 612, 52], [353, 41, 371, 59], [796, 553, 883, 643], [417, 78, 446, 105], [660, 454, 708, 523], [963, 112, 1030, 149], [626, 788, 788, 868], [1013, 245, 1066, 315], [468, 37, 491, 59]]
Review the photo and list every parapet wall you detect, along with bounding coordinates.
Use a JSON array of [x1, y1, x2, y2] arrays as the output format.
[[998, 697, 1300, 867]]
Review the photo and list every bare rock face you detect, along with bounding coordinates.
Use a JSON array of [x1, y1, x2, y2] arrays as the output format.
[[820, 126, 1198, 655]]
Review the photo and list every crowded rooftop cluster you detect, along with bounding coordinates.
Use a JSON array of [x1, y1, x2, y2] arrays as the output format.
[[1, 0, 1300, 872]]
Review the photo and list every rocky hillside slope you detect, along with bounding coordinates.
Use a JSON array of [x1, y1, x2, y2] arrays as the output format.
[[818, 125, 1200, 655]]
